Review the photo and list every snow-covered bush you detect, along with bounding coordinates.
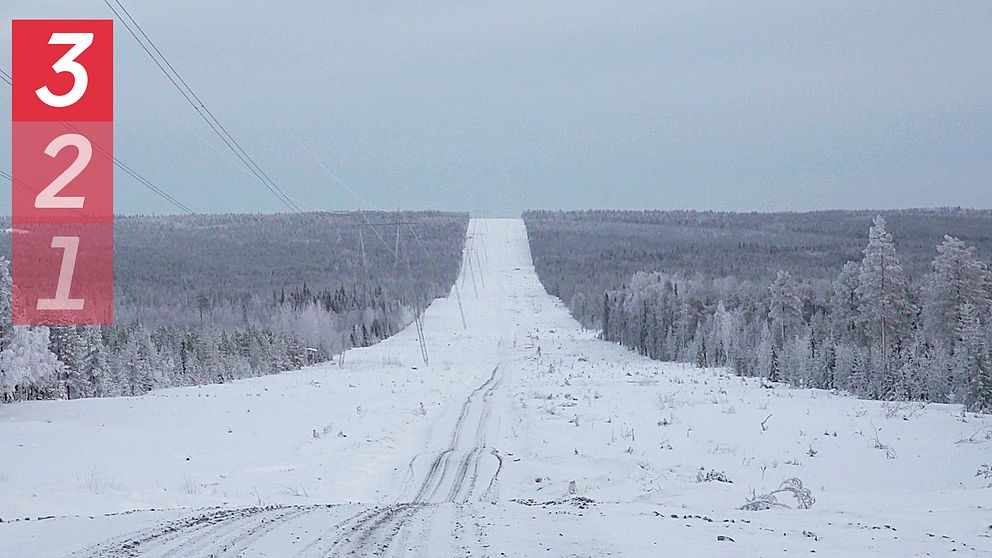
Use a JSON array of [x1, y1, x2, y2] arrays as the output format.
[[695, 468, 732, 483], [977, 464, 992, 480], [740, 478, 815, 510]]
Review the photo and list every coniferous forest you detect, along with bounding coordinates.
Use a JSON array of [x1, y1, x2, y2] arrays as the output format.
[[0, 211, 468, 403], [524, 209, 992, 411]]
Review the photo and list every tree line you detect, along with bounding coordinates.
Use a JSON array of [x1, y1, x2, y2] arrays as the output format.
[[525, 210, 992, 411], [0, 211, 468, 403]]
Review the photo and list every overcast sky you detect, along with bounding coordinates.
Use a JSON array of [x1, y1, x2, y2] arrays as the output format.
[[2, 1, 991, 216]]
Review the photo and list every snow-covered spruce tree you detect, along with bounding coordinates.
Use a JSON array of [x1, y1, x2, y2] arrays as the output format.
[[674, 300, 695, 359], [601, 291, 611, 340], [956, 303, 992, 411], [116, 326, 161, 396], [810, 331, 837, 390], [0, 326, 62, 401], [80, 326, 114, 397], [751, 320, 771, 378], [0, 257, 12, 400], [0, 256, 12, 344], [780, 326, 813, 386], [710, 301, 733, 367], [922, 236, 992, 349], [830, 261, 862, 343], [893, 330, 932, 401], [49, 326, 86, 399], [972, 355, 992, 412], [855, 216, 916, 385], [196, 327, 225, 384], [768, 270, 803, 348]]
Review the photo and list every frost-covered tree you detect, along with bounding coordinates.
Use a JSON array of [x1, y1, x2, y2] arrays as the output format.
[[894, 331, 931, 401], [856, 216, 916, 373], [117, 326, 161, 396], [526, 209, 992, 407], [0, 256, 12, 343], [830, 261, 862, 342], [50, 326, 86, 399], [0, 212, 467, 405], [80, 327, 113, 397], [971, 357, 992, 412], [780, 327, 812, 386], [769, 271, 803, 347], [922, 236, 992, 349], [956, 303, 992, 410], [0, 326, 62, 401]]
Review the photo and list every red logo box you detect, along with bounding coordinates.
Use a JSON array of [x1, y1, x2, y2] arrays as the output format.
[[12, 20, 113, 122], [12, 20, 114, 325]]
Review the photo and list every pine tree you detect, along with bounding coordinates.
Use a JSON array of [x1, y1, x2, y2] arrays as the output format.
[[768, 270, 803, 347], [856, 216, 916, 376]]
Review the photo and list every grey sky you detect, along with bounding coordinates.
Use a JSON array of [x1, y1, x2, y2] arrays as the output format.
[[2, 1, 991, 216]]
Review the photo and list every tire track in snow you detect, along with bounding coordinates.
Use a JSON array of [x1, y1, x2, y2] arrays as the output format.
[[74, 506, 282, 558], [314, 364, 505, 556], [412, 365, 502, 505], [71, 365, 505, 557]]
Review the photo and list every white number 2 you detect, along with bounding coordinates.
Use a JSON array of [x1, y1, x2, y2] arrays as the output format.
[[35, 33, 94, 108], [36, 236, 85, 311], [35, 133, 90, 209]]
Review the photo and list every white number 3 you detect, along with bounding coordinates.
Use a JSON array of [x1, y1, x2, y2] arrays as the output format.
[[35, 32, 94, 108]]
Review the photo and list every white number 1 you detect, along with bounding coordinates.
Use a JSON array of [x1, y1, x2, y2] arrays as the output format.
[[35, 32, 93, 108], [36, 236, 85, 311]]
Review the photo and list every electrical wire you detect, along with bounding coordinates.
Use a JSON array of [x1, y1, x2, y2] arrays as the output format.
[[104, 0, 303, 213], [1, 66, 197, 215]]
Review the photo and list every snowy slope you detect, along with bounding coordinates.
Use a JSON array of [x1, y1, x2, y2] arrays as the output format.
[[1, 219, 990, 557]]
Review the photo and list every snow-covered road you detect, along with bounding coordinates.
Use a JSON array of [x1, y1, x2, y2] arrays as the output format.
[[1, 219, 991, 557]]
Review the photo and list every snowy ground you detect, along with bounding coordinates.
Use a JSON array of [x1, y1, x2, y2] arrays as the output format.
[[1, 219, 990, 557]]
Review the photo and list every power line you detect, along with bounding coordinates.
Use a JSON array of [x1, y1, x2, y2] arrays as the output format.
[[1, 66, 197, 216], [0, 168, 92, 221], [104, 0, 303, 213], [265, 105, 469, 339], [192, 43, 458, 292], [103, 1, 460, 359], [194, 57, 441, 281], [56, 122, 198, 216]]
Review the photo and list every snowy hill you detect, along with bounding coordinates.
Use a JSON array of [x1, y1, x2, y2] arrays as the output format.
[[1, 219, 989, 557]]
